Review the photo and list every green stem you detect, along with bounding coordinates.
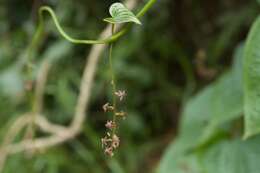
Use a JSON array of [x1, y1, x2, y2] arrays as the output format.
[[29, 20, 44, 111], [109, 24, 117, 135], [27, 15, 44, 65], [136, 0, 157, 18], [24, 15, 44, 139]]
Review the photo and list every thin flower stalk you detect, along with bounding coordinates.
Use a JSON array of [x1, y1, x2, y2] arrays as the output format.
[[101, 24, 128, 156]]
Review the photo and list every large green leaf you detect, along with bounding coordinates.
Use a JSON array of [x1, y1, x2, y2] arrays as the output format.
[[158, 136, 260, 173], [158, 46, 244, 173], [179, 45, 244, 147], [202, 137, 260, 173], [243, 16, 260, 139], [104, 3, 141, 25]]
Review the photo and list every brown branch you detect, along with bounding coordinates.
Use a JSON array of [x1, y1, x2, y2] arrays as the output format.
[[34, 59, 51, 113]]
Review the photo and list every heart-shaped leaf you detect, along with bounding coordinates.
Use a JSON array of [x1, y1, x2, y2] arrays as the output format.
[[104, 3, 141, 25]]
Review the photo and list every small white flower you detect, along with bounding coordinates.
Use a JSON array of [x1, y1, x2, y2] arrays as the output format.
[[114, 90, 126, 101]]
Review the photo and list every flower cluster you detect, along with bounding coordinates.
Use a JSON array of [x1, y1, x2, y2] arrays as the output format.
[[101, 90, 127, 157], [101, 133, 120, 157]]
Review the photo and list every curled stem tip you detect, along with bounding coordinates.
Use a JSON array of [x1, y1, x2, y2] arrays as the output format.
[[36, 0, 157, 45]]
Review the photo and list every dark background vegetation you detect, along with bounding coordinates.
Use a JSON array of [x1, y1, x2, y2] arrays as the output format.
[[0, 0, 259, 172]]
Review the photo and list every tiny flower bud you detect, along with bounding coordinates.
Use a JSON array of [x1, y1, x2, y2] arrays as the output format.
[[101, 138, 106, 148], [115, 111, 126, 117], [101, 136, 112, 148], [105, 120, 116, 130], [102, 103, 114, 112], [112, 134, 120, 149], [104, 147, 114, 157]]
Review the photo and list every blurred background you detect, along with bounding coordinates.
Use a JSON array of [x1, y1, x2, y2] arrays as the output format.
[[0, 0, 259, 172]]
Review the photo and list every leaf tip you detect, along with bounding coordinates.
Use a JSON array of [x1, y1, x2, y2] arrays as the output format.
[[134, 19, 142, 25]]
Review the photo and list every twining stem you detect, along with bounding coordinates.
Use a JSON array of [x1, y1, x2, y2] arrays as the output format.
[[26, 14, 44, 113], [136, 0, 157, 18], [37, 0, 157, 45], [24, 0, 157, 84], [25, 0, 158, 73], [24, 17, 44, 140], [109, 24, 117, 135]]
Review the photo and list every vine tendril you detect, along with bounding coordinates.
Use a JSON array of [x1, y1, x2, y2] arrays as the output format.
[[37, 0, 157, 45]]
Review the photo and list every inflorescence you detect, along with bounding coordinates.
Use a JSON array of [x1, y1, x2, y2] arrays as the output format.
[[101, 90, 127, 157]]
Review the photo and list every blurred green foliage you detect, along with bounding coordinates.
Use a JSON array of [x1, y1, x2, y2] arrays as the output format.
[[0, 0, 260, 173]]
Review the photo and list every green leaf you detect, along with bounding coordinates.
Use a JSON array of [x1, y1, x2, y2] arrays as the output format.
[[179, 45, 244, 148], [158, 136, 260, 173], [104, 3, 141, 25], [158, 46, 244, 172], [157, 139, 202, 173], [243, 16, 260, 139], [202, 137, 260, 173]]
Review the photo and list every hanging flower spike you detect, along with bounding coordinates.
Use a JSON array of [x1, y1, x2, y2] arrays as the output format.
[[114, 90, 127, 101]]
